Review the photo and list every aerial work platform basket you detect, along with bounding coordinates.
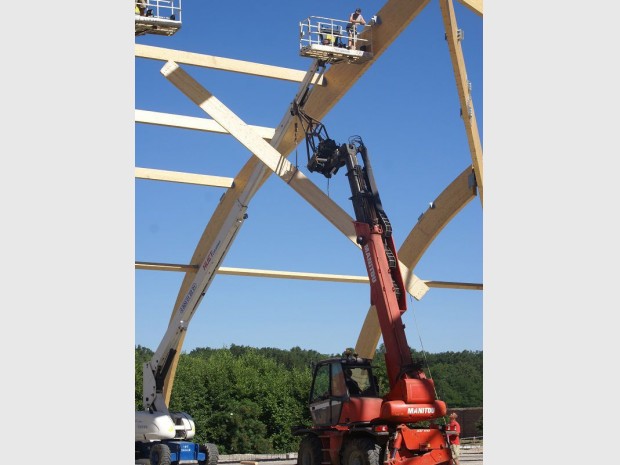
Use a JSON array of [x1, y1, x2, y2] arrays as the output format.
[[299, 16, 374, 64], [135, 0, 182, 37]]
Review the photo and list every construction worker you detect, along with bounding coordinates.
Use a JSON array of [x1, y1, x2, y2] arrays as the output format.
[[446, 412, 461, 465], [346, 8, 366, 50], [344, 368, 361, 396], [135, 0, 147, 16]]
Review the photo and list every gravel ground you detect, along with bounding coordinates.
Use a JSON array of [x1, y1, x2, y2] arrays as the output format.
[[460, 445, 484, 464], [137, 446, 483, 465], [218, 447, 483, 465]]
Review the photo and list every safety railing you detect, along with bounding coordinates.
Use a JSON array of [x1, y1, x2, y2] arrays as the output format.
[[299, 16, 373, 59], [135, 0, 181, 21], [135, 0, 182, 36]]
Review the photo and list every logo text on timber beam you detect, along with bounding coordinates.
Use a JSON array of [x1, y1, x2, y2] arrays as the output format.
[[408, 407, 435, 414]]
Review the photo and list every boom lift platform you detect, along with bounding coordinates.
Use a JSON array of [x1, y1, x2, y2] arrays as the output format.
[[299, 16, 374, 64], [135, 0, 182, 37]]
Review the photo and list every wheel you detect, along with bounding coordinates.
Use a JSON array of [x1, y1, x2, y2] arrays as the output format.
[[297, 434, 322, 465], [341, 437, 381, 465], [199, 442, 219, 465], [150, 443, 171, 465]]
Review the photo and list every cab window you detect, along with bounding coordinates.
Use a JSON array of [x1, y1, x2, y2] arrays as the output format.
[[310, 364, 330, 402]]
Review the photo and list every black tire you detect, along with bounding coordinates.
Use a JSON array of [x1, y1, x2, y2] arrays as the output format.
[[150, 443, 172, 465], [298, 434, 323, 465], [199, 442, 219, 465], [341, 437, 381, 465]]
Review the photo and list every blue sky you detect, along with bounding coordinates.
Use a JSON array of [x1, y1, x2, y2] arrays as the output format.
[[135, 1, 483, 355]]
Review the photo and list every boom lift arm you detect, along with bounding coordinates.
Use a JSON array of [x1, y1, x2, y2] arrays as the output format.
[[140, 206, 247, 417], [140, 58, 327, 423], [306, 134, 447, 403], [135, 209, 244, 463]]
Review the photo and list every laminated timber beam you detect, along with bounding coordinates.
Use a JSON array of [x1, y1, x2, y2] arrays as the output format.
[[159, 0, 433, 403], [355, 165, 479, 359], [135, 44, 325, 84], [135, 261, 482, 289], [456, 0, 483, 16], [398, 166, 477, 267], [135, 109, 276, 140], [440, 0, 484, 204], [135, 167, 234, 188]]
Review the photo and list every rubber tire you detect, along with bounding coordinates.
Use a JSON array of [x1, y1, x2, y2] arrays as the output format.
[[150, 443, 172, 465], [341, 437, 381, 465], [298, 435, 323, 465], [199, 442, 219, 465]]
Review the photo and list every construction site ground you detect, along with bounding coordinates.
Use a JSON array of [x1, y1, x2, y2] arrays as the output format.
[[135, 446, 483, 465], [218, 446, 484, 465]]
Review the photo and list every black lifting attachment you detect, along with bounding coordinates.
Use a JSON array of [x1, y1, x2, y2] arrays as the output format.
[[292, 104, 345, 178]]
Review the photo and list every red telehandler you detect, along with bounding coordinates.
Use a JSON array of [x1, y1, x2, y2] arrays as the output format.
[[291, 108, 453, 465]]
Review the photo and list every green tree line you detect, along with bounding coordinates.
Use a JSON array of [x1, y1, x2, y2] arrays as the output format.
[[135, 344, 482, 454]]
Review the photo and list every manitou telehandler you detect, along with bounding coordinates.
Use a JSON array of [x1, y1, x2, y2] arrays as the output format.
[[291, 110, 454, 465]]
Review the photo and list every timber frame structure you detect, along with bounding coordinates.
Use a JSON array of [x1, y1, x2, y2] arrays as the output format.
[[135, 0, 483, 404]]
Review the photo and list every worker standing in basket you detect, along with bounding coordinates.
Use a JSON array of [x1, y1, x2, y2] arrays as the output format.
[[347, 8, 366, 49]]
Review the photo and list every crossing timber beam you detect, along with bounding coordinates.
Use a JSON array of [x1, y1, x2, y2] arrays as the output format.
[[440, 0, 484, 204], [456, 0, 482, 16], [135, 44, 325, 84]]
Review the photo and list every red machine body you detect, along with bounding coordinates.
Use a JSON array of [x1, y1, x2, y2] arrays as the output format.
[[294, 137, 453, 465]]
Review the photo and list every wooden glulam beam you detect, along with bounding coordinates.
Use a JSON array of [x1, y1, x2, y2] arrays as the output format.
[[135, 44, 325, 85], [440, 0, 484, 205], [134, 261, 482, 290], [399, 166, 477, 267], [425, 281, 482, 290], [135, 109, 276, 140], [135, 167, 234, 188], [456, 0, 483, 16]]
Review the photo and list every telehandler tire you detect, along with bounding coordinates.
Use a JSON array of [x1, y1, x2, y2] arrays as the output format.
[[298, 434, 322, 465], [341, 437, 381, 465]]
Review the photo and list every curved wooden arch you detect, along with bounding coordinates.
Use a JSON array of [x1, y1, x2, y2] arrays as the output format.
[[355, 165, 478, 359]]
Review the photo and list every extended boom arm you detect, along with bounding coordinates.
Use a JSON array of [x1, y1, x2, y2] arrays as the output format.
[[304, 132, 446, 418]]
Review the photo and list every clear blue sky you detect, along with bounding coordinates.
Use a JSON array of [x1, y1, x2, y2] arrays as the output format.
[[134, 1, 483, 356]]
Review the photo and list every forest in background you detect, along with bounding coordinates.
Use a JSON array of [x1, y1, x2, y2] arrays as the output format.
[[135, 344, 482, 454]]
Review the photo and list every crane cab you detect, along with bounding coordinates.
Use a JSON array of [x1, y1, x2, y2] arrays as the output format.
[[135, 0, 182, 37], [308, 356, 382, 427], [299, 16, 374, 64]]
